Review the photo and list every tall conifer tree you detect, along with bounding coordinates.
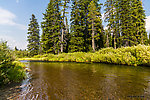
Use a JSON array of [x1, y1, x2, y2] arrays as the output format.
[[41, 0, 62, 54], [87, 1, 104, 52], [27, 14, 40, 56], [69, 0, 85, 52], [104, 0, 147, 47], [60, 0, 70, 53]]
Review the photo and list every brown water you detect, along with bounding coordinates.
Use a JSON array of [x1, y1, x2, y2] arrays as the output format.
[[1, 62, 150, 100]]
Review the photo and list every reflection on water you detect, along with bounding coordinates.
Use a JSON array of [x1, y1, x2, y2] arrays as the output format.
[[1, 62, 150, 100]]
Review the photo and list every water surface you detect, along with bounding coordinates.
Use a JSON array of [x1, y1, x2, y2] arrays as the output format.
[[1, 62, 150, 99]]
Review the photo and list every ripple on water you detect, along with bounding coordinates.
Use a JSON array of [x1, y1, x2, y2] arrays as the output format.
[[1, 62, 150, 100]]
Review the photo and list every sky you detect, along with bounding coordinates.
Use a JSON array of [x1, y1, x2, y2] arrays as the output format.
[[0, 0, 150, 50]]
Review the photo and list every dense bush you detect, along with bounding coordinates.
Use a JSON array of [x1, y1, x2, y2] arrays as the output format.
[[0, 42, 26, 85], [19, 45, 150, 66], [14, 50, 29, 58]]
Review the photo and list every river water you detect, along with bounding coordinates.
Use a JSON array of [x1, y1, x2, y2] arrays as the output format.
[[1, 62, 150, 100]]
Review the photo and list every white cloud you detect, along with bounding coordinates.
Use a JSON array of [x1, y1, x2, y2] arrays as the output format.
[[0, 7, 27, 30], [0, 35, 27, 50], [146, 16, 150, 33], [16, 0, 19, 3], [0, 8, 16, 25]]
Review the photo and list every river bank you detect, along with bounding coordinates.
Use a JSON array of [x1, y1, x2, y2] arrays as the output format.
[[19, 45, 150, 67], [0, 42, 26, 86], [0, 61, 26, 86]]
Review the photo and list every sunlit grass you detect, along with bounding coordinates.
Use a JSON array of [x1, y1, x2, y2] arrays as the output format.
[[19, 45, 150, 66]]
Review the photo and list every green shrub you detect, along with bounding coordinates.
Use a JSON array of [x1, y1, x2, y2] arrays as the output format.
[[19, 45, 150, 66], [0, 42, 26, 85]]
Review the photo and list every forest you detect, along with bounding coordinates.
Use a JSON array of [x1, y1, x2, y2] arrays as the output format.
[[1, 0, 150, 85], [27, 0, 149, 56], [23, 0, 150, 65]]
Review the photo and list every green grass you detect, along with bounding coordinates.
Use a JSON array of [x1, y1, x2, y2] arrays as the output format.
[[19, 45, 150, 66]]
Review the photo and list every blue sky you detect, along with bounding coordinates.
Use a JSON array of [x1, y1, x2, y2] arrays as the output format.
[[0, 0, 150, 49]]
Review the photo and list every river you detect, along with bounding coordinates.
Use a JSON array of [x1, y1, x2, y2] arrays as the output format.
[[1, 62, 150, 100]]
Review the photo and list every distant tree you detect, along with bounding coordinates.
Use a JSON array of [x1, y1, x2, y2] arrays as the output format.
[[27, 14, 40, 57], [14, 46, 18, 51]]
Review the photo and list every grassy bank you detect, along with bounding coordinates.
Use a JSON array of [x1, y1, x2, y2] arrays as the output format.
[[0, 42, 26, 85], [19, 45, 150, 66]]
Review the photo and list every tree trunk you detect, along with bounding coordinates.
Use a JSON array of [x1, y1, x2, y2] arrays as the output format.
[[141, 33, 144, 44], [114, 33, 116, 49], [61, 1, 67, 53], [92, 19, 95, 52], [61, 28, 64, 53], [106, 33, 109, 47]]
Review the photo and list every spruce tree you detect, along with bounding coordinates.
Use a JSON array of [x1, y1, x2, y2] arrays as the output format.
[[41, 0, 54, 53], [104, 0, 117, 49], [134, 0, 147, 44], [27, 14, 40, 57], [104, 0, 147, 47], [53, 0, 62, 54], [87, 1, 104, 52], [64, 17, 70, 53], [41, 0, 62, 54], [70, 0, 101, 52], [69, 0, 85, 52], [60, 0, 70, 53]]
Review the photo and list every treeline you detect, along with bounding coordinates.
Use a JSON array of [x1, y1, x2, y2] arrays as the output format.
[[27, 0, 148, 56]]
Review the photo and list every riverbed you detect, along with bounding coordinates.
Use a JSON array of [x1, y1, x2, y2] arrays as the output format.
[[1, 62, 150, 99]]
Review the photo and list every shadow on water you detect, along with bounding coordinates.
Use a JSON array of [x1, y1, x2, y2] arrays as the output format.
[[0, 82, 22, 99], [1, 62, 150, 100]]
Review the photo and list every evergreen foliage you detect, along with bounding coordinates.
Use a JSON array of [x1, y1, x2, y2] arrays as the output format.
[[41, 0, 62, 54], [70, 0, 104, 52], [60, 0, 70, 53], [87, 1, 104, 52], [69, 0, 85, 52], [27, 14, 40, 57], [0, 42, 25, 85], [104, 0, 147, 48], [28, 0, 148, 55]]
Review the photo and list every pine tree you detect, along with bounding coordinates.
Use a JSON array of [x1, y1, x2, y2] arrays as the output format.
[[15, 46, 18, 51], [134, 0, 147, 44], [87, 1, 104, 52], [60, 0, 70, 53], [27, 14, 40, 56], [104, 0, 117, 49], [70, 0, 101, 52], [104, 29, 110, 47], [69, 0, 85, 52], [41, 0, 54, 53], [41, 0, 62, 54], [64, 17, 70, 53], [104, 0, 147, 47]]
